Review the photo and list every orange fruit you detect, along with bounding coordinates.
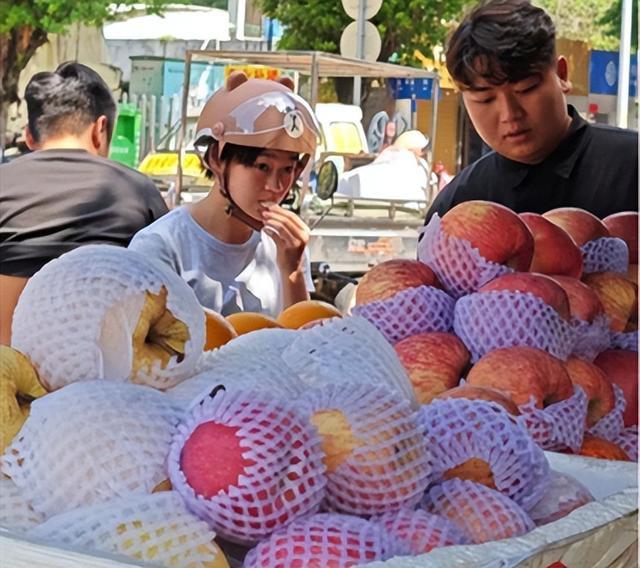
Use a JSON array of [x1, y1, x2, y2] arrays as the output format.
[[203, 308, 238, 350], [225, 312, 283, 336], [276, 300, 342, 329]]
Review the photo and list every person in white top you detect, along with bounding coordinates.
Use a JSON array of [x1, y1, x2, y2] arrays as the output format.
[[129, 71, 320, 316]]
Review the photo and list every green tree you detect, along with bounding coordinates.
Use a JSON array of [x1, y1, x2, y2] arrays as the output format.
[[534, 0, 637, 51], [259, 0, 469, 101], [0, 0, 172, 140]]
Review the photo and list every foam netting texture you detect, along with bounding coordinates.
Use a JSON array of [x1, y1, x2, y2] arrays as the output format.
[[351, 285, 455, 344], [613, 426, 638, 461], [527, 470, 594, 526], [372, 508, 471, 555], [281, 315, 417, 407], [0, 475, 45, 531], [165, 329, 302, 411], [28, 492, 225, 567], [610, 330, 639, 352], [10, 245, 205, 391], [422, 478, 535, 544], [303, 383, 430, 516], [570, 314, 612, 361], [581, 237, 629, 274], [1, 381, 182, 519], [418, 398, 549, 511], [588, 384, 626, 441], [168, 389, 326, 545], [515, 386, 588, 452], [454, 290, 576, 362], [417, 214, 514, 298], [244, 513, 398, 567]]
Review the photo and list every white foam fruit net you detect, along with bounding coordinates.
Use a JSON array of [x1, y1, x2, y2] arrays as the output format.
[[417, 214, 514, 298], [281, 315, 417, 406], [304, 383, 430, 516], [168, 389, 326, 545], [1, 381, 182, 519], [0, 475, 45, 531], [515, 386, 588, 452], [418, 398, 549, 511], [581, 237, 629, 274], [373, 508, 471, 555], [423, 478, 535, 544], [610, 330, 639, 352], [612, 427, 638, 461], [570, 314, 612, 361], [243, 513, 397, 567], [28, 492, 227, 568], [351, 285, 455, 344], [11, 245, 205, 391], [588, 384, 626, 441], [165, 330, 303, 411], [527, 470, 594, 526], [454, 290, 576, 362]]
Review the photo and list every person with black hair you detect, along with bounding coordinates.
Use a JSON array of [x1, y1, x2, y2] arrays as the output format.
[[0, 61, 168, 344], [424, 0, 637, 224]]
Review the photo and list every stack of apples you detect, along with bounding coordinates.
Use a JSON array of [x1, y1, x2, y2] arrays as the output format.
[[357, 201, 637, 460]]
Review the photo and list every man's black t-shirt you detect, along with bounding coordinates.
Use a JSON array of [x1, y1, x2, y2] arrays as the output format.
[[425, 106, 638, 224], [0, 149, 169, 277]]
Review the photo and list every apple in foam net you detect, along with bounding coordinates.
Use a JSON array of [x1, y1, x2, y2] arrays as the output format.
[[603, 211, 638, 261], [355, 259, 441, 305], [563, 357, 615, 426], [519, 212, 583, 278], [478, 272, 571, 320], [439, 201, 534, 270], [466, 346, 574, 408], [393, 332, 470, 404], [593, 350, 638, 427], [435, 385, 520, 416], [582, 272, 638, 332], [542, 207, 610, 247], [549, 275, 604, 323]]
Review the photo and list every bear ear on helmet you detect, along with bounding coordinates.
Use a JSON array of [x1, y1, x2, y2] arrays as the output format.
[[225, 71, 294, 93]]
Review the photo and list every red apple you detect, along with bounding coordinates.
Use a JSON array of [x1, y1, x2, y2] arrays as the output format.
[[479, 272, 571, 320], [466, 346, 574, 408], [394, 332, 469, 404], [603, 211, 638, 261], [435, 385, 520, 415], [440, 201, 534, 271], [627, 265, 638, 284], [582, 272, 638, 332], [520, 212, 583, 278], [593, 350, 638, 427], [181, 421, 255, 498], [355, 259, 441, 305], [543, 207, 610, 247], [577, 433, 631, 461], [550, 275, 604, 323], [563, 357, 615, 426]]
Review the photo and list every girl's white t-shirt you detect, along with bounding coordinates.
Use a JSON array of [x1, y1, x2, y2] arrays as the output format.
[[129, 207, 314, 316]]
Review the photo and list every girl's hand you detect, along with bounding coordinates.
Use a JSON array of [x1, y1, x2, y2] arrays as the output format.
[[260, 201, 310, 275]]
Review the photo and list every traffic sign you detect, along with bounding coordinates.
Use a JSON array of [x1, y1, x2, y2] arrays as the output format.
[[340, 0, 383, 20], [339, 20, 381, 61]]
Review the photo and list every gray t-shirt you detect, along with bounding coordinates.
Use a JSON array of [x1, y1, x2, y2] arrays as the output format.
[[129, 207, 314, 316]]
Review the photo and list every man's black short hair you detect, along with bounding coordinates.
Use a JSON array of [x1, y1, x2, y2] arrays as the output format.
[[25, 61, 117, 143], [446, 0, 556, 89]]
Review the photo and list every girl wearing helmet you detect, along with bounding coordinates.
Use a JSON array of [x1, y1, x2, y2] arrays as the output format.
[[129, 71, 321, 316]]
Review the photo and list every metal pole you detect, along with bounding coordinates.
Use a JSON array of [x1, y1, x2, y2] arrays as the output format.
[[426, 75, 440, 203], [175, 51, 192, 207], [616, 0, 632, 128], [353, 0, 366, 105]]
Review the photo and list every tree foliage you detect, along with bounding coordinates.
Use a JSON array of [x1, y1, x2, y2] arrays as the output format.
[[259, 0, 470, 67], [0, 0, 169, 112]]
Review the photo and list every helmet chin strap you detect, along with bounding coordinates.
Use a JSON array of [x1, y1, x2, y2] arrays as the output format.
[[218, 165, 265, 232]]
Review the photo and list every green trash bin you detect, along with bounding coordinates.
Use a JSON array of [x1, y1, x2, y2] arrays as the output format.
[[109, 103, 142, 168]]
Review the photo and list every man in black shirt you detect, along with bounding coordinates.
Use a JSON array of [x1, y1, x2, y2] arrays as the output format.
[[425, 0, 638, 224], [0, 62, 168, 344]]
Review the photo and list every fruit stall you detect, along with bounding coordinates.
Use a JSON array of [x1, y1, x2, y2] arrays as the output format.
[[0, 203, 637, 568]]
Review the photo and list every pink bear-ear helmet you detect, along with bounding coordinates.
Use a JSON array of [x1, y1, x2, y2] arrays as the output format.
[[194, 71, 321, 229]]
